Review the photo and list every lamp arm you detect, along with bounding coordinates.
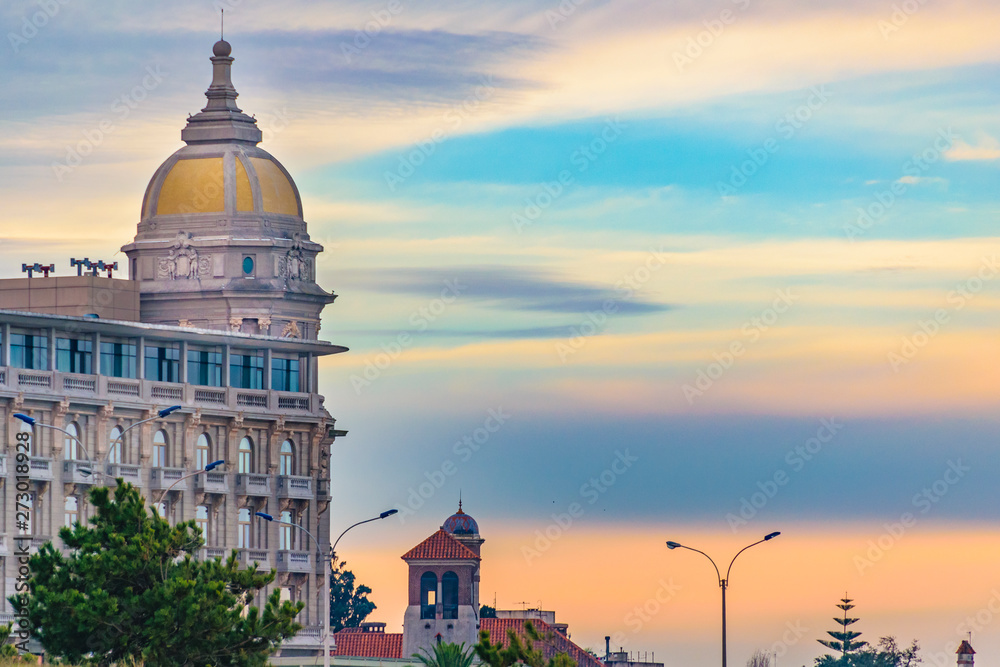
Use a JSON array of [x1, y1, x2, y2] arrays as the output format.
[[101, 413, 165, 470], [34, 423, 95, 469], [155, 469, 207, 505], [725, 538, 767, 582], [331, 516, 384, 560], [678, 544, 723, 586]]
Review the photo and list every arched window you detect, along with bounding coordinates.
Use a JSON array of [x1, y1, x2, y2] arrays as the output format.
[[20, 420, 33, 457], [279, 440, 294, 476], [64, 496, 79, 527], [64, 422, 80, 461], [442, 571, 459, 619], [196, 505, 210, 544], [196, 433, 211, 469], [108, 425, 124, 465], [152, 430, 167, 468], [279, 510, 294, 550], [237, 508, 251, 548], [238, 437, 253, 473], [420, 572, 438, 620]]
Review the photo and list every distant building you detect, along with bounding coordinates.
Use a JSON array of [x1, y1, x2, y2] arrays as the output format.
[[0, 38, 343, 660], [332, 504, 609, 667]]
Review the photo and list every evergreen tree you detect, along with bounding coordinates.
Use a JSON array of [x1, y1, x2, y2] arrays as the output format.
[[329, 558, 377, 632], [475, 620, 576, 667], [10, 482, 303, 666], [817, 596, 868, 665], [480, 605, 497, 618]]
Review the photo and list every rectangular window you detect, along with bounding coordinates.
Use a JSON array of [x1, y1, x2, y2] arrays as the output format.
[[187, 348, 222, 387], [100, 341, 137, 378], [230, 351, 264, 389], [152, 444, 165, 468], [144, 343, 180, 382], [271, 357, 300, 392], [56, 337, 93, 374], [11, 333, 48, 370], [238, 520, 250, 548]]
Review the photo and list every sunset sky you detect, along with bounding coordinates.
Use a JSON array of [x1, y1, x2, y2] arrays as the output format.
[[3, 1, 1000, 666]]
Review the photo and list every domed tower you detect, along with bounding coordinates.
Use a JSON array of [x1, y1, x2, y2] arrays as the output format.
[[443, 500, 484, 556], [400, 504, 484, 658], [121, 39, 334, 338]]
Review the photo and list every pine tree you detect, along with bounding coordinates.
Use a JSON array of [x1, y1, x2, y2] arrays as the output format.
[[10, 481, 303, 666], [818, 596, 868, 664]]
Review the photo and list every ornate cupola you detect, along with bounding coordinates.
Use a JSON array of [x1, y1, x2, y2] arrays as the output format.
[[400, 506, 485, 659], [121, 39, 335, 338]]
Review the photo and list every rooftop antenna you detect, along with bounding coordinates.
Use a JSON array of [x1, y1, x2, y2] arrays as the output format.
[[221, 8, 224, 40]]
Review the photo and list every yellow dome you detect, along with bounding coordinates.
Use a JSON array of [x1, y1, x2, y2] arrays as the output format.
[[142, 146, 301, 220]]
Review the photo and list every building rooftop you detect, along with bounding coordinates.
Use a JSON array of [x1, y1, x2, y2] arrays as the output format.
[[400, 529, 480, 561]]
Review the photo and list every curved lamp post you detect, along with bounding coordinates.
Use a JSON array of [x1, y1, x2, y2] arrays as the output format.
[[154, 459, 224, 506], [103, 405, 182, 477], [256, 508, 398, 667], [666, 532, 780, 667], [13, 413, 97, 476]]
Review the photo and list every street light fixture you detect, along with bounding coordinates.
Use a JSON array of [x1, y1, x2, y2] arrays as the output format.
[[255, 508, 398, 667], [666, 532, 780, 667], [103, 405, 182, 478], [153, 459, 225, 507], [13, 413, 97, 476]]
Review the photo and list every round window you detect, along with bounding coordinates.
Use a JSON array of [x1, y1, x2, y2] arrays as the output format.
[[242, 256, 254, 275]]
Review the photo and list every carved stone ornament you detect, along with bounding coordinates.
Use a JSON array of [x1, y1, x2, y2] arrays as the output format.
[[229, 317, 243, 332], [178, 319, 194, 328], [157, 231, 211, 280], [280, 321, 301, 338]]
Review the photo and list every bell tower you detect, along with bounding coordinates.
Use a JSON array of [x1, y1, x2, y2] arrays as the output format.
[[401, 506, 484, 658], [121, 39, 335, 338]]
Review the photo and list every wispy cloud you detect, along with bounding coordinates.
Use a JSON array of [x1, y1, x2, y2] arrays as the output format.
[[335, 266, 672, 315]]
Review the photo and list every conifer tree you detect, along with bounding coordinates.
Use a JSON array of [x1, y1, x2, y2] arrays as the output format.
[[10, 481, 303, 666], [818, 596, 868, 664]]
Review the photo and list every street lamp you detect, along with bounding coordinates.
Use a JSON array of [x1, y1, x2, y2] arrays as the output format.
[[13, 413, 97, 476], [103, 405, 182, 478], [154, 459, 225, 507], [255, 508, 398, 667], [666, 532, 780, 667]]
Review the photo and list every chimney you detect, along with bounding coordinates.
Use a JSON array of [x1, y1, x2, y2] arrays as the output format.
[[605, 636, 611, 661], [957, 640, 975, 667]]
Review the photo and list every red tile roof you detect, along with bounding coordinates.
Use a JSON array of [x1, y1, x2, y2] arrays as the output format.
[[332, 628, 403, 658], [480, 618, 604, 667], [332, 618, 599, 667], [401, 529, 480, 561]]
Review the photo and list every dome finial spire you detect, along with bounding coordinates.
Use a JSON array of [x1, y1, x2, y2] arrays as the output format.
[[458, 490, 462, 513], [220, 8, 224, 40]]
